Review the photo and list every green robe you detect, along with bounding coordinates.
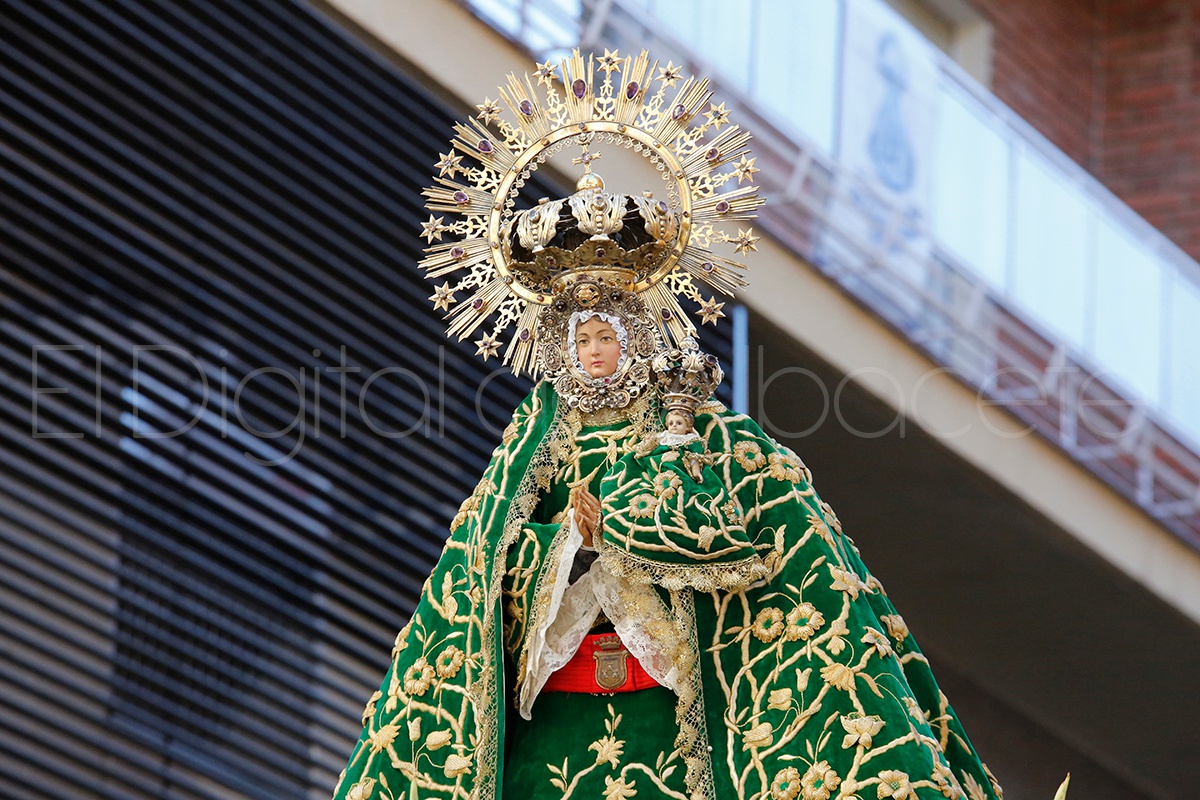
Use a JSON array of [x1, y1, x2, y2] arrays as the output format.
[[332, 382, 1003, 800]]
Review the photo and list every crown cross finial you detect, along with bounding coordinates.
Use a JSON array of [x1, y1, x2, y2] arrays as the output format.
[[571, 141, 602, 174]]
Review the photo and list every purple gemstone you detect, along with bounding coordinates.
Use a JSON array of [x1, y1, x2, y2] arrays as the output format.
[[661, 308, 672, 320], [453, 190, 469, 205], [706, 147, 719, 161], [546, 255, 557, 266], [478, 139, 493, 153], [519, 99, 534, 116], [604, 377, 611, 384], [572, 79, 587, 99], [656, 200, 668, 214], [520, 329, 531, 341], [701, 261, 714, 272], [716, 200, 730, 213], [595, 248, 606, 258], [625, 81, 639, 100], [672, 104, 687, 120], [450, 246, 465, 259], [472, 299, 484, 310]]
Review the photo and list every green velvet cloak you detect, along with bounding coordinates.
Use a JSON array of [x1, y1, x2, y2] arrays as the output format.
[[332, 382, 1003, 800]]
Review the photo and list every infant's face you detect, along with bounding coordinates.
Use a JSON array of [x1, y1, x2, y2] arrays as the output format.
[[666, 411, 691, 435]]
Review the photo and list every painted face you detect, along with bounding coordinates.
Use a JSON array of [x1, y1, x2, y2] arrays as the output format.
[[575, 316, 623, 378], [666, 410, 692, 434]]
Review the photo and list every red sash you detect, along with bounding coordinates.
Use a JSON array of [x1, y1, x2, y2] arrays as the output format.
[[541, 633, 662, 694]]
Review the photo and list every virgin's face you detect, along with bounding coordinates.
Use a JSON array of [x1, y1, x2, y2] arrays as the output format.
[[575, 317, 623, 378]]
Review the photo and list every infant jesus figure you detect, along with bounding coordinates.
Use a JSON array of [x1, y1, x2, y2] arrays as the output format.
[[657, 407, 713, 482]]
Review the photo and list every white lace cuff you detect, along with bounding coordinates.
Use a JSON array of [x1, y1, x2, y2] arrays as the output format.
[[518, 509, 596, 719]]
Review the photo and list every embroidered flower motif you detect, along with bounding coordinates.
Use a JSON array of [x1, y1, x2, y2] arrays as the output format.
[[801, 760, 841, 800], [742, 721, 774, 750], [771, 766, 802, 800], [820, 663, 856, 692], [876, 770, 912, 799], [603, 775, 638, 799], [767, 687, 793, 711], [652, 471, 682, 499], [425, 730, 453, 750], [784, 602, 825, 641], [392, 625, 411, 658], [902, 696, 926, 723], [862, 627, 894, 657], [963, 773, 988, 800], [840, 714, 885, 748], [819, 500, 843, 534], [829, 565, 864, 599], [346, 778, 376, 800], [733, 441, 767, 471], [983, 763, 1004, 799], [697, 525, 717, 551], [404, 658, 436, 696], [361, 690, 381, 726], [880, 614, 909, 647], [721, 498, 742, 524], [589, 735, 625, 768], [368, 723, 400, 754], [436, 645, 465, 678], [444, 753, 472, 778], [767, 452, 801, 483], [932, 761, 959, 799], [752, 607, 785, 642], [827, 618, 849, 655], [407, 716, 422, 741], [629, 493, 658, 519]]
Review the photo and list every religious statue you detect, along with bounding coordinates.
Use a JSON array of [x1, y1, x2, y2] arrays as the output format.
[[332, 49, 1010, 800]]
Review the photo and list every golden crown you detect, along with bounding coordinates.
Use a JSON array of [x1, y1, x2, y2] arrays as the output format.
[[419, 49, 763, 376]]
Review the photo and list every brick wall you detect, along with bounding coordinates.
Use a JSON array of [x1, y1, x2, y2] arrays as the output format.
[[1100, 1, 1200, 257], [966, 0, 1200, 262], [970, 0, 1102, 171]]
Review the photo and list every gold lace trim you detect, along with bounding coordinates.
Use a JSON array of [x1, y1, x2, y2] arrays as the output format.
[[671, 588, 716, 800], [597, 537, 770, 593]]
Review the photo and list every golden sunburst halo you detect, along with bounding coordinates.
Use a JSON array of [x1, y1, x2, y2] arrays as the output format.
[[418, 49, 763, 376]]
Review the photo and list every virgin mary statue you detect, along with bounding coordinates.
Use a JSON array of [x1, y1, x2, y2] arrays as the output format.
[[332, 50, 1006, 800]]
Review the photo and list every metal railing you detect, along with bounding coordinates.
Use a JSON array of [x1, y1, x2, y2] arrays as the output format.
[[461, 0, 1200, 549]]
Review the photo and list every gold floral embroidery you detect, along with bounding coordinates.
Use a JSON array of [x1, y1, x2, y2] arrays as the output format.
[[766, 451, 801, 483], [403, 658, 435, 696], [436, 645, 465, 678], [862, 627, 894, 658], [767, 687, 792, 711], [444, 754, 472, 778], [800, 761, 840, 800], [880, 614, 909, 647], [733, 440, 767, 471], [770, 766, 802, 800], [741, 721, 773, 750], [784, 602, 824, 641], [876, 770, 912, 800], [425, 730, 453, 750], [840, 714, 885, 748], [751, 607, 785, 642], [603, 776, 638, 800], [820, 662, 857, 691], [963, 773, 988, 800], [345, 778, 376, 800]]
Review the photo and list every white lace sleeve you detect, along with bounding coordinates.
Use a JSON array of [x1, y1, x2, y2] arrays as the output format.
[[517, 509, 602, 719], [591, 565, 681, 693]]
